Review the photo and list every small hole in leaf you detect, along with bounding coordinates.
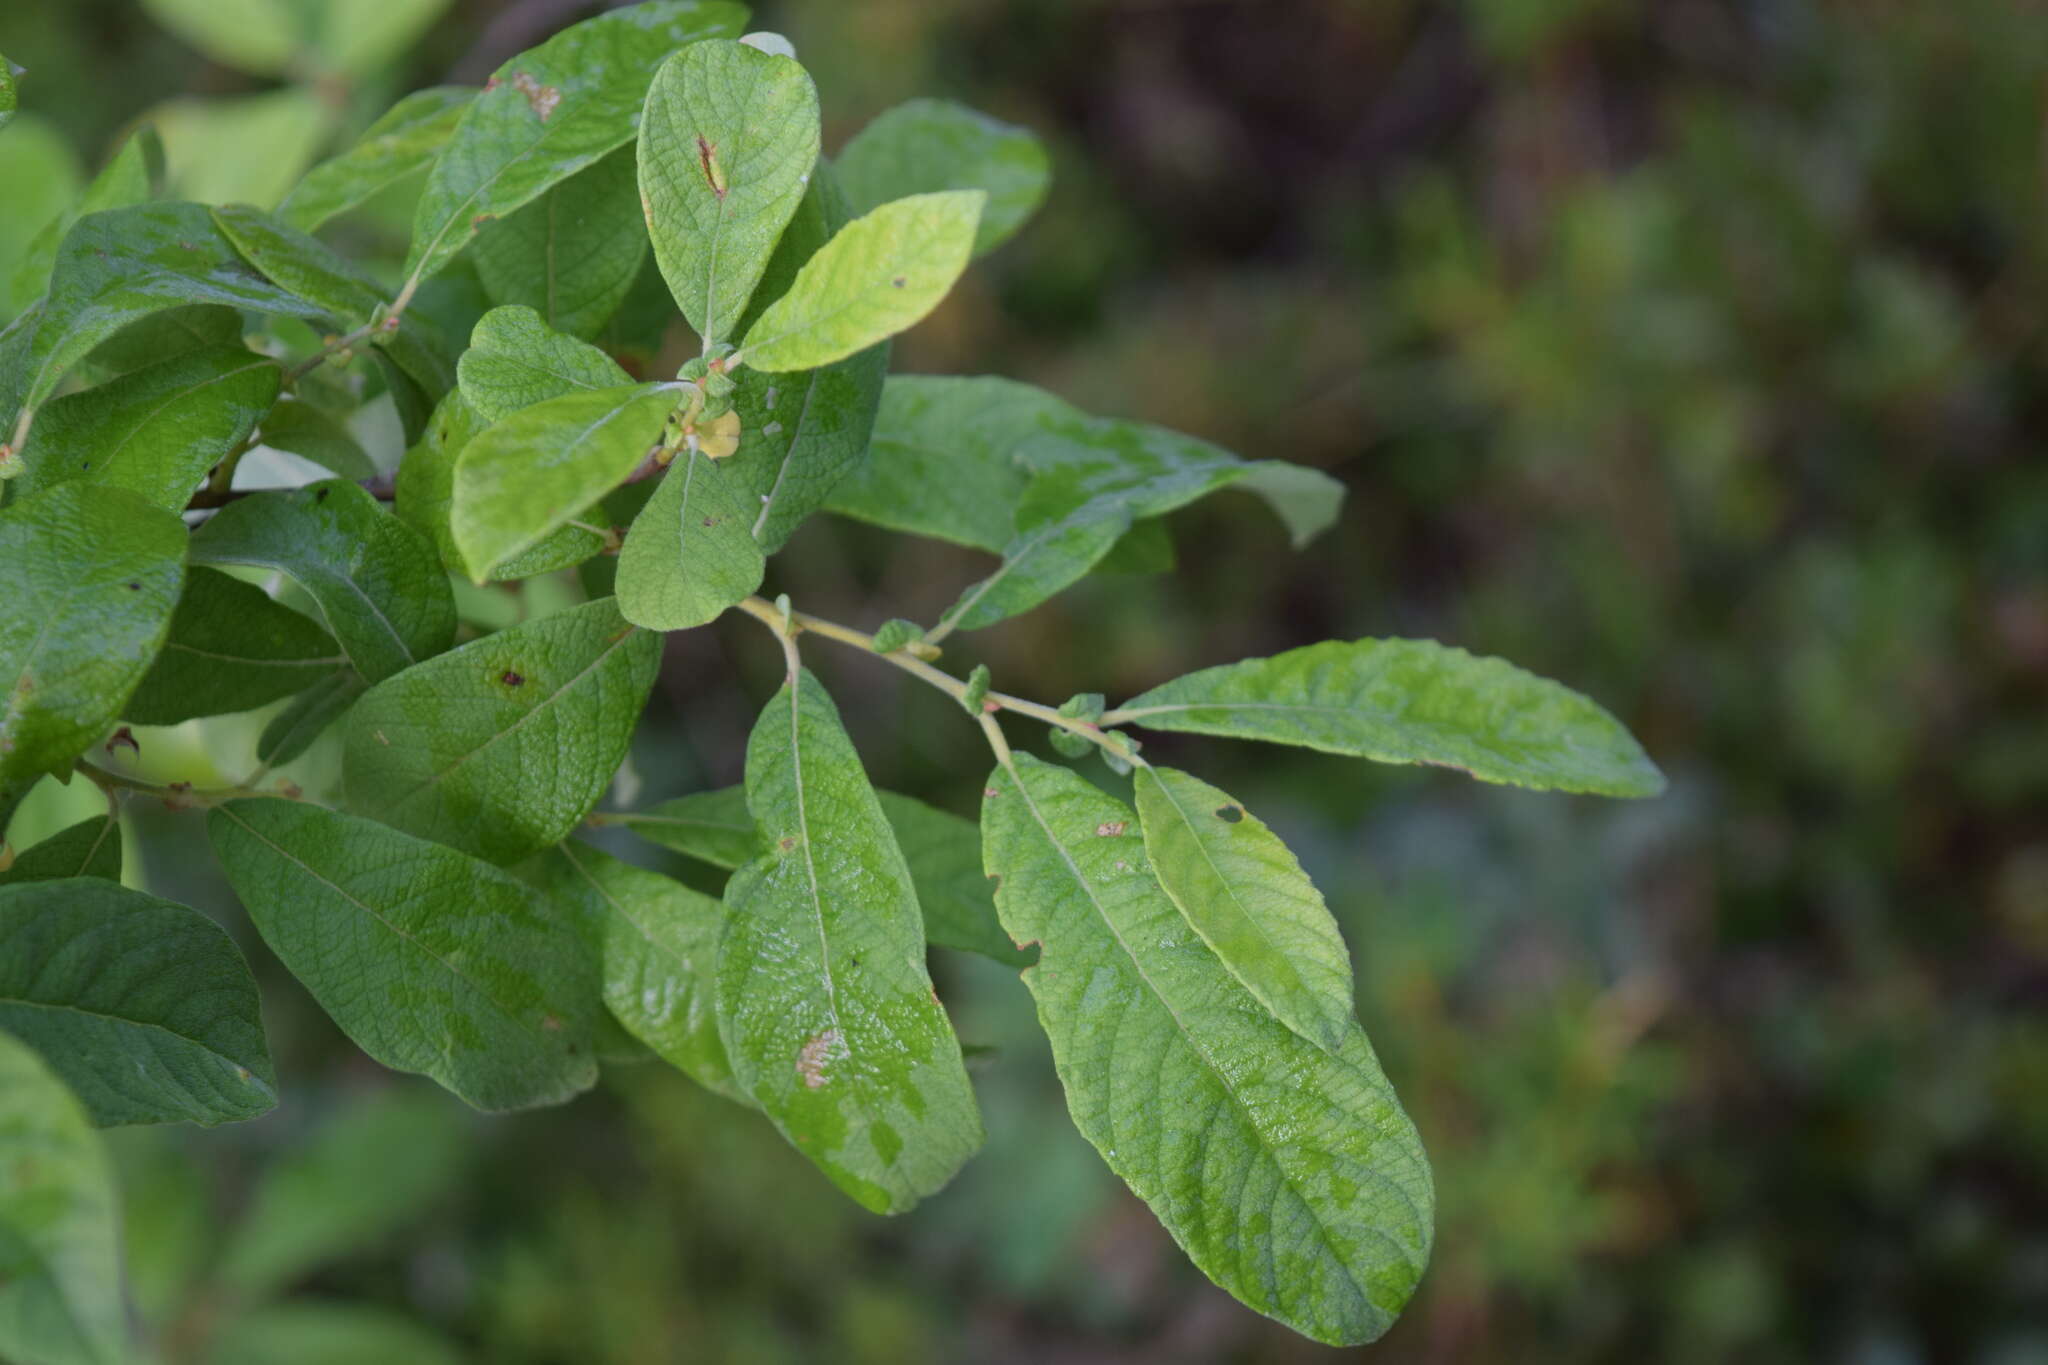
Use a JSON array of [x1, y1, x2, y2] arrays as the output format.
[[892, 276, 907, 288], [1216, 805, 1243, 823], [314, 487, 330, 502], [126, 581, 141, 591]]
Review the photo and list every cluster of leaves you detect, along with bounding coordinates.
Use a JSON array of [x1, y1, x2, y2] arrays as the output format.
[[0, 3, 1663, 1354]]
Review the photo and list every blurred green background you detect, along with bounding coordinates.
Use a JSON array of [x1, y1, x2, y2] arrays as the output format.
[[4, 0, 2046, 1360]]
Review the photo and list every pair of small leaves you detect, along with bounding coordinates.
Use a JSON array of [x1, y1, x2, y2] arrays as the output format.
[[0, 878, 275, 1129]]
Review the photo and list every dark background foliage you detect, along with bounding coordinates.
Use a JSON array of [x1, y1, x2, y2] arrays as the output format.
[[4, 0, 2044, 1360]]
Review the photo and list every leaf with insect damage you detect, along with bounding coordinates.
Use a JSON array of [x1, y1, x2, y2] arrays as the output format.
[[638, 37, 819, 346], [343, 598, 661, 864], [401, 1, 748, 296], [718, 669, 981, 1212]]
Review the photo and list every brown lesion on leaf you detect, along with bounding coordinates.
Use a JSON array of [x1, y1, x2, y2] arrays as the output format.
[[510, 71, 561, 121], [541, 1014, 563, 1032], [892, 276, 907, 288], [697, 135, 727, 198], [797, 1028, 842, 1090], [777, 835, 797, 852], [1215, 804, 1244, 823], [500, 669, 525, 687], [1095, 821, 1126, 837]]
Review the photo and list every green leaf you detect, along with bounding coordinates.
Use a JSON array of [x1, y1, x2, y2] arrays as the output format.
[[14, 345, 281, 511], [0, 1031, 125, 1365], [738, 190, 983, 373], [400, 0, 749, 295], [519, 840, 744, 1099], [718, 669, 982, 1212], [314, 0, 453, 79], [0, 53, 16, 133], [10, 128, 157, 316], [73, 306, 243, 387], [473, 144, 649, 341], [10, 201, 325, 434], [209, 1304, 459, 1365], [125, 567, 345, 726], [823, 374, 1053, 552], [450, 382, 679, 580], [1133, 766, 1356, 1051], [343, 598, 660, 863], [604, 786, 756, 868], [726, 167, 887, 550], [0, 816, 120, 887], [280, 87, 474, 234], [836, 98, 1050, 256], [256, 670, 363, 767], [214, 1088, 466, 1300], [935, 480, 1132, 636], [189, 480, 456, 685], [394, 389, 604, 582], [638, 38, 819, 345], [0, 878, 276, 1128], [256, 398, 377, 479], [208, 798, 603, 1110], [1112, 638, 1666, 797], [609, 785, 1021, 963], [208, 1304, 464, 1365], [981, 754, 1433, 1345], [456, 304, 630, 425], [141, 0, 301, 75], [615, 445, 765, 630], [0, 485, 185, 787]]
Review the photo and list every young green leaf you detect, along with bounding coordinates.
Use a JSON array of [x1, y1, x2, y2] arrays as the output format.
[[609, 785, 1022, 963], [726, 167, 888, 550], [401, 0, 749, 295], [473, 145, 649, 340], [14, 345, 280, 510], [1133, 766, 1356, 1051], [280, 86, 474, 234], [738, 190, 984, 372], [256, 670, 364, 767], [214, 1089, 467, 1301], [456, 304, 631, 425], [396, 389, 606, 581], [125, 567, 345, 726], [10, 201, 325, 435], [981, 754, 1433, 1345], [1111, 638, 1667, 797], [0, 815, 120, 887], [189, 480, 456, 685], [0, 484, 185, 786], [0, 1032, 125, 1365], [520, 840, 745, 1100], [718, 669, 982, 1212], [0, 878, 276, 1127], [638, 37, 820, 344], [450, 382, 680, 581], [836, 98, 1050, 256], [208, 799, 604, 1111], [615, 445, 766, 630], [343, 598, 660, 864]]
